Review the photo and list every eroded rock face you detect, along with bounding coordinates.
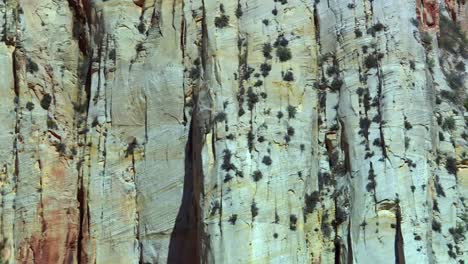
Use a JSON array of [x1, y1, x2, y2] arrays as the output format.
[[0, 0, 466, 263]]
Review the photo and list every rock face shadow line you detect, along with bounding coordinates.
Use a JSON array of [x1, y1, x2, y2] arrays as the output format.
[[167, 123, 200, 264]]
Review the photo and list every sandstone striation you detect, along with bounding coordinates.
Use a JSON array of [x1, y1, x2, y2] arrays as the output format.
[[0, 0, 466, 263]]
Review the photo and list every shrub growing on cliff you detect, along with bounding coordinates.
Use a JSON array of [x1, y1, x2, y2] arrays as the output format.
[[228, 214, 238, 225], [263, 43, 272, 59], [262, 156, 272, 166], [304, 191, 320, 214], [442, 116, 455, 131], [287, 105, 297, 118], [26, 102, 34, 111], [445, 157, 458, 175], [283, 71, 294, 81], [41, 94, 52, 110], [26, 58, 39, 73], [276, 46, 292, 62], [364, 54, 379, 69], [432, 220, 442, 232], [260, 63, 272, 77], [251, 201, 259, 218], [214, 15, 229, 28], [252, 170, 263, 181], [289, 214, 298, 231], [440, 90, 457, 103]]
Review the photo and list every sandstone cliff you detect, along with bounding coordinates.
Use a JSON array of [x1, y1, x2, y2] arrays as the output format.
[[0, 0, 466, 263]]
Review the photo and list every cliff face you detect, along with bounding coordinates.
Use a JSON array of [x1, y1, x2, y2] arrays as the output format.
[[0, 0, 466, 263]]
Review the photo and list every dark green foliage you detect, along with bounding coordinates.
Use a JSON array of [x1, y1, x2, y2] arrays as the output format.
[[287, 126, 295, 136], [421, 32, 432, 45], [277, 111, 284, 119], [252, 170, 263, 181], [446, 71, 464, 90], [214, 112, 227, 122], [251, 201, 259, 218], [189, 67, 200, 79], [287, 105, 297, 118], [109, 49, 116, 60], [247, 87, 259, 110], [359, 117, 371, 138], [229, 214, 238, 225], [355, 29, 362, 37], [254, 80, 263, 87], [125, 138, 138, 157], [276, 46, 292, 62], [372, 22, 385, 32], [262, 19, 269, 26], [247, 130, 255, 152], [272, 8, 278, 15], [263, 43, 272, 59], [366, 165, 376, 192], [235, 4, 243, 18], [223, 174, 233, 183], [289, 214, 298, 231], [47, 118, 58, 130], [222, 149, 236, 171], [326, 66, 339, 76], [26, 102, 34, 111], [214, 15, 229, 28], [27, 58, 39, 73], [55, 142, 66, 155], [364, 54, 379, 69], [435, 176, 446, 197], [410, 18, 419, 27], [210, 201, 220, 216], [442, 116, 456, 130], [330, 78, 343, 92], [439, 15, 467, 57], [446, 157, 458, 175], [455, 61, 465, 72], [260, 63, 272, 77], [448, 224, 465, 243], [304, 191, 320, 214], [373, 138, 381, 146], [283, 71, 294, 81], [41, 94, 52, 110], [404, 120, 413, 130], [440, 90, 457, 103], [432, 220, 442, 232], [262, 156, 272, 166]]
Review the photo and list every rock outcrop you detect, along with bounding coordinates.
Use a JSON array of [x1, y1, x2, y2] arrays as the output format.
[[0, 0, 466, 263]]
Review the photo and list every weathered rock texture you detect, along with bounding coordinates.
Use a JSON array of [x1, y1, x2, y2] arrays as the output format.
[[0, 0, 466, 263]]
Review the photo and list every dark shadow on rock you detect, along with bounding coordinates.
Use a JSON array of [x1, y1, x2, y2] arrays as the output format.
[[167, 122, 200, 264]]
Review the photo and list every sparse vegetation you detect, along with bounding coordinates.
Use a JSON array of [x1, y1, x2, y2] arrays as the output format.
[[263, 43, 272, 59], [260, 63, 272, 77], [446, 157, 458, 175], [252, 170, 263, 181], [276, 46, 292, 62], [26, 58, 39, 73], [251, 201, 259, 218], [26, 102, 34, 111], [283, 71, 294, 81], [442, 116, 456, 131], [262, 156, 272, 166], [432, 220, 442, 232], [229, 214, 238, 225], [304, 191, 320, 214], [289, 214, 298, 231], [41, 94, 52, 110], [287, 105, 297, 118]]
